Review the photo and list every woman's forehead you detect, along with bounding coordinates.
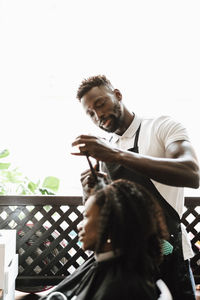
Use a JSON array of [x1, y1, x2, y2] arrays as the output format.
[[84, 195, 97, 212]]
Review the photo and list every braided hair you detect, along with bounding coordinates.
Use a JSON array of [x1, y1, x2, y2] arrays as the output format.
[[93, 179, 169, 277]]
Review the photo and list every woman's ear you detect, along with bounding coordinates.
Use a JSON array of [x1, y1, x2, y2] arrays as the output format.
[[113, 89, 122, 101]]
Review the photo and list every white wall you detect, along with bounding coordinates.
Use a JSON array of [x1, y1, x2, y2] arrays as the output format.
[[0, 0, 199, 195]]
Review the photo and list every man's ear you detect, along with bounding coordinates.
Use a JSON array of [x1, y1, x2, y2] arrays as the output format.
[[113, 89, 122, 101]]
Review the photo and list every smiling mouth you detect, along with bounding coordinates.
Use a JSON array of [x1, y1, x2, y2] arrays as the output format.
[[100, 118, 112, 129]]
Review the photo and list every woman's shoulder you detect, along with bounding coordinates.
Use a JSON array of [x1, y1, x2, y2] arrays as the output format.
[[93, 260, 159, 300]]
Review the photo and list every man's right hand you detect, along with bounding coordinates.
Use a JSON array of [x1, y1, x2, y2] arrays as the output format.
[[71, 135, 117, 162]]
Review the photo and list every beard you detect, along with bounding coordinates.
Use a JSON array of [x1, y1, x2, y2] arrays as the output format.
[[99, 102, 122, 133]]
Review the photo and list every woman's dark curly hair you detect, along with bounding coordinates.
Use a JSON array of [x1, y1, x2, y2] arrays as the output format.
[[76, 75, 114, 101], [93, 179, 169, 277]]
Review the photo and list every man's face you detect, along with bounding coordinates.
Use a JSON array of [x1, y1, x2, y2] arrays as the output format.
[[78, 195, 100, 251], [81, 86, 123, 133]]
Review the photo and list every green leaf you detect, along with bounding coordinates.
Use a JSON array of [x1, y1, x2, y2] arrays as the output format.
[[42, 176, 60, 193], [0, 149, 10, 159], [2, 169, 23, 183], [0, 149, 60, 195], [28, 181, 38, 193], [0, 163, 11, 170], [39, 188, 55, 195]]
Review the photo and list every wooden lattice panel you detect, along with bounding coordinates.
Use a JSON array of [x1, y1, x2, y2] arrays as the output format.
[[0, 195, 199, 290], [0, 196, 91, 291], [181, 197, 200, 284]]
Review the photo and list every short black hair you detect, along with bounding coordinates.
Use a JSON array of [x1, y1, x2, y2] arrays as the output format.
[[76, 75, 114, 101]]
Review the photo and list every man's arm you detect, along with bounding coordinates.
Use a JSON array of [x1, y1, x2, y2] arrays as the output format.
[[115, 139, 199, 188], [72, 135, 199, 188]]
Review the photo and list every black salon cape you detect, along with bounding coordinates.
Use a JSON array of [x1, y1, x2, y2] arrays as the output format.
[[40, 255, 159, 300]]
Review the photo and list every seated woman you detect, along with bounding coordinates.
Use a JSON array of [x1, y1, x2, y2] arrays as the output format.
[[40, 179, 172, 300]]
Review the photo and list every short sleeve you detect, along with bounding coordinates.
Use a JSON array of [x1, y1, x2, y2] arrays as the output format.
[[156, 116, 190, 149]]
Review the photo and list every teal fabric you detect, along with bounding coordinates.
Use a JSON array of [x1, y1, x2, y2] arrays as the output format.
[[162, 240, 173, 255]]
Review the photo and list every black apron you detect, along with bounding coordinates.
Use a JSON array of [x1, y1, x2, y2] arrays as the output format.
[[101, 124, 196, 300]]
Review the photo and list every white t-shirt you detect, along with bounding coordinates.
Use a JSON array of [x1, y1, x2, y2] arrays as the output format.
[[110, 114, 194, 260]]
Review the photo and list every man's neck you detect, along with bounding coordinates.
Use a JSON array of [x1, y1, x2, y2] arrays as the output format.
[[115, 109, 134, 136]]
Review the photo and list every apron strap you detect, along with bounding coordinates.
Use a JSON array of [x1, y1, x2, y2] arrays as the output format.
[[133, 124, 141, 151]]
